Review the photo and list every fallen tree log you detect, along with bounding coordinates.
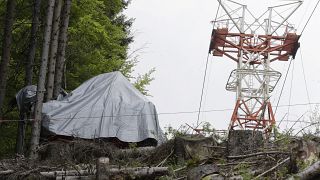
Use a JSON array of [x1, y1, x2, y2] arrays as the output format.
[[96, 157, 168, 179], [228, 151, 289, 159], [116, 147, 156, 160], [120, 146, 155, 154], [40, 170, 93, 177], [0, 169, 14, 175], [288, 161, 320, 180], [108, 167, 169, 176], [254, 157, 290, 179], [56, 175, 91, 180], [217, 161, 257, 166]]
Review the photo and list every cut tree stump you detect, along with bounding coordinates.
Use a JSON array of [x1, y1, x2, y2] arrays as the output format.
[[96, 157, 109, 180], [227, 130, 263, 156], [187, 164, 220, 180], [174, 135, 217, 164]]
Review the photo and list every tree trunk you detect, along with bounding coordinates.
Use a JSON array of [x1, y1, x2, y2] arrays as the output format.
[[46, 0, 63, 101], [53, 0, 71, 98], [25, 0, 41, 86], [29, 0, 56, 159], [0, 0, 16, 117], [16, 113, 26, 155], [16, 0, 41, 156]]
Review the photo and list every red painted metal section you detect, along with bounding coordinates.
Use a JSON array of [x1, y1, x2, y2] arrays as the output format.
[[209, 28, 299, 133], [230, 100, 276, 133], [209, 28, 300, 64]]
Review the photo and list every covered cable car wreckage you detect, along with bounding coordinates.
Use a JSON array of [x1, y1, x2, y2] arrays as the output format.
[[16, 72, 164, 147]]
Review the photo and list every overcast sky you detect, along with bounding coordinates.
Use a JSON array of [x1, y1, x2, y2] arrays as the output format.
[[125, 0, 320, 133]]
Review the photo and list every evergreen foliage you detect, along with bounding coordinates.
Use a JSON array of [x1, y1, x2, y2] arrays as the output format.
[[0, 0, 153, 157]]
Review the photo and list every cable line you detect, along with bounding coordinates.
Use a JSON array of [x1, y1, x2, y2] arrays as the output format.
[[297, 0, 313, 30], [299, 47, 312, 111], [1, 102, 320, 123], [274, 58, 293, 115], [284, 57, 295, 128], [197, 53, 210, 126], [276, 0, 320, 128], [300, 0, 320, 36], [196, 3, 221, 126]]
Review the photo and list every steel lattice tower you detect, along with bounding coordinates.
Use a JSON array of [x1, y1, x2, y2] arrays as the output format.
[[209, 0, 302, 136]]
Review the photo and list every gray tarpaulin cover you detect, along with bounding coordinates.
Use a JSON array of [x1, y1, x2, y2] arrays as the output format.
[[42, 71, 163, 143]]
